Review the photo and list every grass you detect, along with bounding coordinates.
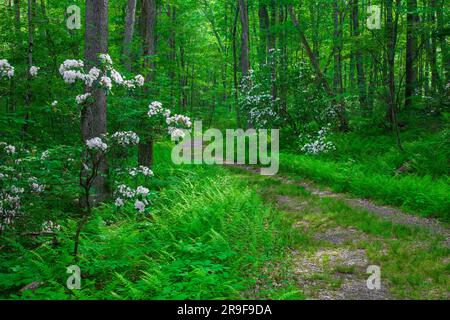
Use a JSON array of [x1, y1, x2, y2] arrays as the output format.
[[230, 167, 449, 300], [0, 144, 301, 300], [279, 126, 450, 221]]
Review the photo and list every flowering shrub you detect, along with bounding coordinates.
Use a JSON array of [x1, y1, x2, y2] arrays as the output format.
[[29, 66, 40, 77], [59, 54, 144, 100], [146, 101, 192, 141], [0, 59, 14, 79], [239, 50, 280, 128], [111, 131, 140, 147], [0, 142, 50, 233], [239, 68, 279, 128], [299, 126, 336, 155]]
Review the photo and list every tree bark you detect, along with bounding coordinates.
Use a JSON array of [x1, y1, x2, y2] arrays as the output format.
[[139, 0, 157, 167], [332, 0, 343, 94], [122, 0, 137, 71], [82, 0, 110, 203], [258, 1, 269, 64], [238, 0, 250, 77], [351, 0, 368, 110], [405, 0, 418, 108]]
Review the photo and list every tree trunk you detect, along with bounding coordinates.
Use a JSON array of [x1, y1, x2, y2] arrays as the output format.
[[385, 0, 403, 150], [138, 138, 154, 167], [82, 0, 110, 203], [23, 0, 34, 136], [288, 5, 348, 130], [232, 2, 240, 124], [238, 0, 250, 77], [258, 1, 269, 64], [351, 0, 368, 110], [139, 0, 157, 167], [122, 0, 137, 71], [332, 0, 343, 94], [405, 0, 418, 108]]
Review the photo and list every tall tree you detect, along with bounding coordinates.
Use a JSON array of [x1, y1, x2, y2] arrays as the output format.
[[332, 0, 343, 94], [350, 0, 368, 110], [258, 0, 269, 64], [238, 0, 250, 77], [122, 0, 137, 71], [82, 0, 110, 202], [405, 0, 419, 108], [385, 0, 403, 150], [138, 0, 157, 167]]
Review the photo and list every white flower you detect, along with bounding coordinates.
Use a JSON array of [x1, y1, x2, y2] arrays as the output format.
[[115, 198, 125, 207], [0, 59, 14, 79], [129, 166, 154, 177], [116, 185, 136, 199], [4, 145, 16, 155], [40, 150, 49, 161], [111, 69, 124, 85], [134, 74, 145, 87], [76, 93, 92, 105], [41, 220, 61, 232], [168, 127, 186, 141], [111, 131, 140, 146], [11, 186, 24, 194], [99, 76, 112, 90], [134, 200, 146, 213], [166, 114, 192, 128], [148, 101, 164, 117], [59, 59, 84, 75], [86, 137, 108, 152], [123, 80, 136, 89], [51, 101, 58, 107], [84, 67, 101, 86], [29, 66, 40, 77], [136, 186, 150, 197], [30, 182, 45, 193], [99, 53, 113, 67]]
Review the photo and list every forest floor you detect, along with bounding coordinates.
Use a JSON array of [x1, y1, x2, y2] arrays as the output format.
[[224, 165, 449, 300]]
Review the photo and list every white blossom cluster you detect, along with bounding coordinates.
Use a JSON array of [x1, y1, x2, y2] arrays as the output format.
[[115, 185, 151, 213], [111, 131, 140, 146], [86, 137, 108, 152], [147, 101, 191, 141], [168, 127, 186, 141], [29, 66, 40, 77], [59, 55, 145, 107], [28, 177, 45, 193], [129, 166, 154, 177], [147, 101, 167, 117], [248, 107, 276, 127], [166, 114, 192, 128], [301, 127, 336, 155], [1, 142, 16, 155], [99, 53, 113, 66], [59, 59, 85, 84], [0, 59, 14, 79], [76, 93, 92, 105], [41, 220, 61, 233]]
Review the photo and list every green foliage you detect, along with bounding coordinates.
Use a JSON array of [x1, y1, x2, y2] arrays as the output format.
[[0, 146, 294, 299]]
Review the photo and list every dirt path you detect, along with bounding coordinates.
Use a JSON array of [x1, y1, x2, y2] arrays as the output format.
[[233, 164, 450, 241], [225, 164, 449, 300], [184, 139, 448, 299]]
